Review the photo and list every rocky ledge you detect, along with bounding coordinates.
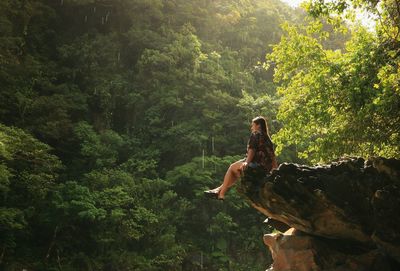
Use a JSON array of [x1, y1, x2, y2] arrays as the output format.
[[240, 157, 400, 271]]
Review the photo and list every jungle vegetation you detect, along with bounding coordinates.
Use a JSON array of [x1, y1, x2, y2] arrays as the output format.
[[0, 0, 398, 270]]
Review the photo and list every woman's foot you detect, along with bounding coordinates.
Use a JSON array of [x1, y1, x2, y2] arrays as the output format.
[[204, 189, 219, 199]]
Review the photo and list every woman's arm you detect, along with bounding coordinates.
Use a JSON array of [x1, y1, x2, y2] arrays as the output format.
[[245, 148, 255, 163], [243, 132, 258, 170], [242, 147, 256, 170]]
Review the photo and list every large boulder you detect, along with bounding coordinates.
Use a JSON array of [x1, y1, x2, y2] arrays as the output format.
[[240, 157, 400, 270], [264, 228, 395, 271]]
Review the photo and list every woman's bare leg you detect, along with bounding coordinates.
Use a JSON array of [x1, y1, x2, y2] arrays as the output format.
[[216, 160, 244, 199]]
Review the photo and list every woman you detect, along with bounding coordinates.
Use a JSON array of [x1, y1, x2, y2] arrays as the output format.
[[204, 116, 278, 200]]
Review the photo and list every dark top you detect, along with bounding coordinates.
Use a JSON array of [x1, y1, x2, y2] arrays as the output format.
[[246, 131, 277, 172]]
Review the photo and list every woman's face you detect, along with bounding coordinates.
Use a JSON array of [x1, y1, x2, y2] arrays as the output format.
[[250, 122, 260, 132]]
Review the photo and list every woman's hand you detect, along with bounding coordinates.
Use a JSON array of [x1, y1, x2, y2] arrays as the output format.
[[241, 161, 248, 171]]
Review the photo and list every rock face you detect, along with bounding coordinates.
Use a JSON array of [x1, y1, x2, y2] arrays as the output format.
[[240, 157, 400, 271], [263, 228, 395, 271]]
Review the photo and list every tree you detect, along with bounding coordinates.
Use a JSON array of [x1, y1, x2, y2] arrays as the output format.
[[268, 15, 399, 162], [0, 124, 62, 266]]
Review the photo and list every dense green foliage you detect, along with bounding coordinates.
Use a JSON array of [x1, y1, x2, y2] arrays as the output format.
[[0, 0, 300, 270], [270, 0, 400, 162], [1, 0, 398, 270]]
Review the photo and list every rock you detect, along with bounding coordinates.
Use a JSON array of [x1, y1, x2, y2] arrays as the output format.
[[371, 183, 400, 262], [264, 228, 320, 271], [264, 228, 396, 271], [239, 157, 400, 270]]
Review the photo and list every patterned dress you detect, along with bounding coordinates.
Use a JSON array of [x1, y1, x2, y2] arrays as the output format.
[[246, 131, 278, 172]]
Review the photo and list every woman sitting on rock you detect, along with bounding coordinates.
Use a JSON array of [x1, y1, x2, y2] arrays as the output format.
[[204, 116, 278, 200]]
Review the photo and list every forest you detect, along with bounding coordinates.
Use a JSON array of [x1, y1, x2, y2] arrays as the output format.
[[0, 0, 399, 270]]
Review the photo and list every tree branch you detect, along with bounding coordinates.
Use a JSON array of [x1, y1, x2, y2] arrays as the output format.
[[45, 225, 59, 260]]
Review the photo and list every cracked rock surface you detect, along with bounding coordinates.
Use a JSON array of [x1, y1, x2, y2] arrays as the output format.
[[240, 157, 400, 271]]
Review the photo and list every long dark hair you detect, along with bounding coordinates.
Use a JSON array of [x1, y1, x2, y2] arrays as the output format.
[[252, 116, 270, 137]]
